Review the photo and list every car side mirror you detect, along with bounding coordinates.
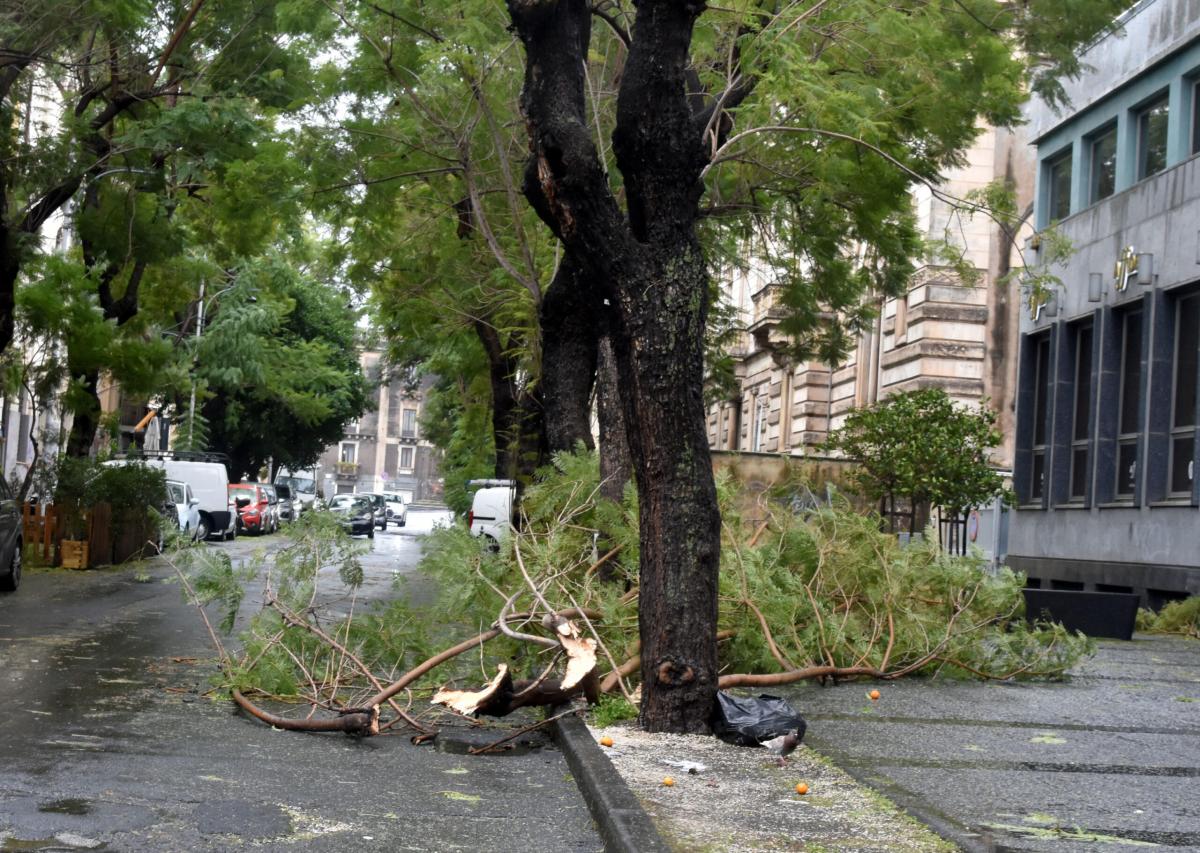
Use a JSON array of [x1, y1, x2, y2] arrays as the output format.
[[188, 498, 200, 507]]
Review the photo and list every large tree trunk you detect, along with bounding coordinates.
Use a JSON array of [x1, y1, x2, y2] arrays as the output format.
[[473, 319, 546, 482], [540, 255, 597, 455], [0, 235, 17, 357], [508, 0, 721, 732]]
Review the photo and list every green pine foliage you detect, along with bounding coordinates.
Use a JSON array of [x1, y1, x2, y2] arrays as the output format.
[[413, 451, 1091, 688], [1140, 598, 1200, 640]]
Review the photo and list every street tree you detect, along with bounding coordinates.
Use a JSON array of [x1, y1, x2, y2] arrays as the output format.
[[824, 388, 1011, 532], [298, 0, 1131, 732], [192, 254, 371, 481], [493, 0, 1130, 732]]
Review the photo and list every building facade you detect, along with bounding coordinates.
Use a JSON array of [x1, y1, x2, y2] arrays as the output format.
[[1008, 0, 1200, 606], [315, 351, 442, 502], [707, 126, 1030, 468]]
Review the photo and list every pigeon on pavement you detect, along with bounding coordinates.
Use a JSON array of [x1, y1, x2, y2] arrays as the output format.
[[759, 729, 802, 765]]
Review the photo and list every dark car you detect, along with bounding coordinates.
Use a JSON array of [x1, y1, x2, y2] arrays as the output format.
[[274, 483, 296, 522], [328, 494, 375, 538], [0, 479, 23, 592], [362, 493, 388, 531]]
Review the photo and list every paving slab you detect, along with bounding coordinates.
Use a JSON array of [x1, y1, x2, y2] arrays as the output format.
[[777, 636, 1200, 852]]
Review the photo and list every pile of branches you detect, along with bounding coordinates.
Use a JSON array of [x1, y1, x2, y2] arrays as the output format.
[[174, 453, 1093, 739]]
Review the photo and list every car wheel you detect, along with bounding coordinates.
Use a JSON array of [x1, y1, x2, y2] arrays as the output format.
[[367, 526, 374, 540], [225, 523, 237, 541], [0, 541, 21, 592], [399, 517, 406, 527], [196, 515, 211, 541], [380, 519, 387, 531]]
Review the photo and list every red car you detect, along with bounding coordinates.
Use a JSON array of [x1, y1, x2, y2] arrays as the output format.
[[229, 483, 275, 534]]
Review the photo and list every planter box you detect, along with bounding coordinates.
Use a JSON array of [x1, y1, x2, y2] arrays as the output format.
[[60, 540, 90, 570], [1023, 588, 1140, 640]]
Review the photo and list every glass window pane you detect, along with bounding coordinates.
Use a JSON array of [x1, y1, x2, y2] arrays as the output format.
[[1170, 436, 1194, 495], [1138, 97, 1169, 179], [1031, 451, 1045, 500], [1048, 153, 1072, 220], [1174, 295, 1200, 429], [1117, 441, 1138, 497], [1033, 336, 1050, 445], [1193, 82, 1200, 157], [1071, 447, 1089, 500], [1073, 325, 1092, 441], [1119, 311, 1143, 435], [1091, 127, 1117, 202]]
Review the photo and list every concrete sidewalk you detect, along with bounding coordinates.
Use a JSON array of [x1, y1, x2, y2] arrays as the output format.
[[777, 635, 1200, 851]]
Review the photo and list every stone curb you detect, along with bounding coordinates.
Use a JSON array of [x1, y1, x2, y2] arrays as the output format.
[[550, 707, 672, 853]]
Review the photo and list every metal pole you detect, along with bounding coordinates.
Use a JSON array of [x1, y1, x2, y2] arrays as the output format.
[[188, 278, 205, 448]]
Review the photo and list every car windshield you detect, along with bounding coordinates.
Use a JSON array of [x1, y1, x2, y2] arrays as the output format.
[[280, 476, 315, 493], [230, 486, 256, 499], [330, 495, 368, 511]]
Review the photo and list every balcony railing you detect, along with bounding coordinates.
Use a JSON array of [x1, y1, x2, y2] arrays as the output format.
[[335, 461, 359, 477]]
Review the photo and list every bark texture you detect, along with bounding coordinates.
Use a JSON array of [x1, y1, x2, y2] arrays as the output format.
[[540, 255, 597, 455], [507, 0, 721, 732]]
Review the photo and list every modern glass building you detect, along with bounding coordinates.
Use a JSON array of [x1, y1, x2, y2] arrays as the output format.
[[1009, 0, 1200, 607]]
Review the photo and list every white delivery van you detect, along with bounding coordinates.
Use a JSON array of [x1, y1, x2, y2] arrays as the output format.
[[106, 456, 236, 541], [467, 479, 516, 547]]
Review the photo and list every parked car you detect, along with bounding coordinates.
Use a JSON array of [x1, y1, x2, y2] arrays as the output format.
[[259, 483, 281, 533], [361, 493, 388, 531], [229, 483, 273, 534], [0, 477, 22, 592], [166, 479, 201, 540], [273, 483, 296, 522], [328, 494, 375, 538], [380, 491, 408, 527], [106, 457, 236, 541], [468, 479, 516, 549]]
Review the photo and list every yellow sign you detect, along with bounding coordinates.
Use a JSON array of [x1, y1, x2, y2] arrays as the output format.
[[1113, 246, 1138, 292]]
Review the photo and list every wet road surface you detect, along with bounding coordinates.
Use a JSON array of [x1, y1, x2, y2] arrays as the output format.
[[0, 510, 601, 852]]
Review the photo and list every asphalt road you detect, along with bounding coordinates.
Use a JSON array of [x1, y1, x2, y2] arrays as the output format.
[[780, 635, 1200, 852], [0, 510, 602, 852]]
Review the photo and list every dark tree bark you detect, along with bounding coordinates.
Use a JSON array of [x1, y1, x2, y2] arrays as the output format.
[[507, 0, 721, 732], [540, 254, 598, 455], [473, 319, 546, 482], [596, 334, 630, 503]]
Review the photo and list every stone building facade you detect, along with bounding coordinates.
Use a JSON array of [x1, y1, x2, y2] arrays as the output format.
[[316, 351, 443, 502], [707, 127, 1031, 468]]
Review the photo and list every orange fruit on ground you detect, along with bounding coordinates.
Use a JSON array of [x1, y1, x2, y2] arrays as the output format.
[[795, 782, 809, 795], [599, 736, 614, 747], [662, 777, 675, 787], [868, 689, 881, 701]]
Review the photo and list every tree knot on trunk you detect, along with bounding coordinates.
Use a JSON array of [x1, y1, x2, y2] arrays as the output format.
[[656, 659, 696, 686]]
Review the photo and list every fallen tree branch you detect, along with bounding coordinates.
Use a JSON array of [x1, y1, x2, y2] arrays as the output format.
[[467, 708, 576, 755], [232, 689, 379, 736]]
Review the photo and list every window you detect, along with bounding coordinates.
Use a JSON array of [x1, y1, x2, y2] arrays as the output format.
[[1170, 293, 1200, 496], [1137, 95, 1169, 180], [400, 446, 414, 470], [1192, 80, 1200, 157], [751, 395, 769, 452], [1046, 150, 1072, 222], [339, 442, 357, 464], [1115, 308, 1144, 499], [401, 408, 417, 438], [1089, 125, 1117, 203], [1069, 323, 1094, 501], [387, 392, 403, 437], [1029, 334, 1052, 502], [384, 444, 398, 477]]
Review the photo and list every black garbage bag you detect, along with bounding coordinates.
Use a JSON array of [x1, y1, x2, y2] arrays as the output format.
[[711, 691, 807, 747]]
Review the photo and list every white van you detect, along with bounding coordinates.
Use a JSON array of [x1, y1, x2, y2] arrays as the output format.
[[467, 479, 516, 547], [106, 457, 236, 541]]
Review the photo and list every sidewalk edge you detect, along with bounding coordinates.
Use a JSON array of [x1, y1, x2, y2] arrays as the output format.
[[551, 707, 673, 853]]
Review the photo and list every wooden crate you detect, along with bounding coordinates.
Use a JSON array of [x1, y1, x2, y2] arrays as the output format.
[[60, 540, 89, 570]]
